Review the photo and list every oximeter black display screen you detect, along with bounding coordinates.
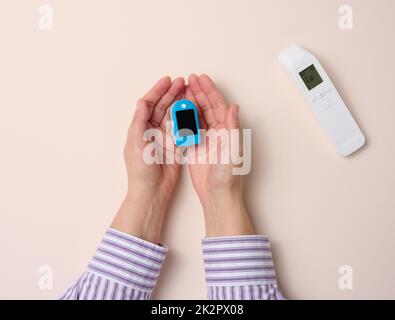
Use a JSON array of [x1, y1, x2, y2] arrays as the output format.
[[176, 109, 197, 136], [299, 64, 323, 90]]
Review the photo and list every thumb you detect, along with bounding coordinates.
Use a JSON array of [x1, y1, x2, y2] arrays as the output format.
[[132, 99, 153, 125], [226, 104, 243, 163], [129, 99, 154, 136], [127, 99, 153, 147], [226, 104, 240, 130]]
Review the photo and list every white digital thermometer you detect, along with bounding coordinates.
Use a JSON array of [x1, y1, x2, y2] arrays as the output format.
[[278, 45, 365, 156]]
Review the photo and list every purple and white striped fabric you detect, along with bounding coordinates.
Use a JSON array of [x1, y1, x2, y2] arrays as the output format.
[[60, 229, 285, 300], [202, 235, 285, 300], [60, 228, 167, 300]]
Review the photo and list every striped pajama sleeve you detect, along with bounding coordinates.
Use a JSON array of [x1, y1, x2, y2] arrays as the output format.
[[60, 228, 167, 300], [202, 235, 286, 300]]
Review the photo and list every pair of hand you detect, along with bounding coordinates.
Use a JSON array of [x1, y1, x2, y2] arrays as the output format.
[[111, 74, 254, 244]]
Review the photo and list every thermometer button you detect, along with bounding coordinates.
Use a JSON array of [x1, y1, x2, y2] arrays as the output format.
[[318, 91, 326, 99], [311, 91, 326, 103], [317, 96, 333, 110]]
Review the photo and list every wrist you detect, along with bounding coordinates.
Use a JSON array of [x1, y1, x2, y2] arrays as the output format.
[[111, 190, 167, 244], [201, 190, 255, 237]]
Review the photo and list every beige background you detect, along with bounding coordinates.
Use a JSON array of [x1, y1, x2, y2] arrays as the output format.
[[0, 0, 394, 299]]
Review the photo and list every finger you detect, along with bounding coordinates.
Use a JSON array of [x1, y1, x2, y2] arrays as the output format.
[[132, 99, 151, 126], [226, 104, 243, 161], [174, 90, 184, 101], [129, 99, 152, 143], [141, 76, 171, 109], [188, 74, 218, 128], [226, 104, 240, 130], [159, 89, 184, 132], [185, 85, 207, 129], [131, 76, 170, 138], [160, 107, 171, 133], [199, 74, 228, 123], [150, 77, 185, 127], [184, 84, 196, 104]]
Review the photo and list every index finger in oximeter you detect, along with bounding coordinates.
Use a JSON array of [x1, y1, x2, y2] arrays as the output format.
[[278, 45, 365, 157], [170, 99, 201, 147]]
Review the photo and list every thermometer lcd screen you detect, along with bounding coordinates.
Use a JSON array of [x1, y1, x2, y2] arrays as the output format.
[[176, 109, 197, 136], [299, 64, 323, 90]]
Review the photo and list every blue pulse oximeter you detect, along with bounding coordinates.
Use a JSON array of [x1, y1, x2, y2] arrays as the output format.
[[170, 99, 201, 147]]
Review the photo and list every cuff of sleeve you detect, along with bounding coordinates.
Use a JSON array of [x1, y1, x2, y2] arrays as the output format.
[[202, 235, 277, 287], [87, 228, 167, 292]]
